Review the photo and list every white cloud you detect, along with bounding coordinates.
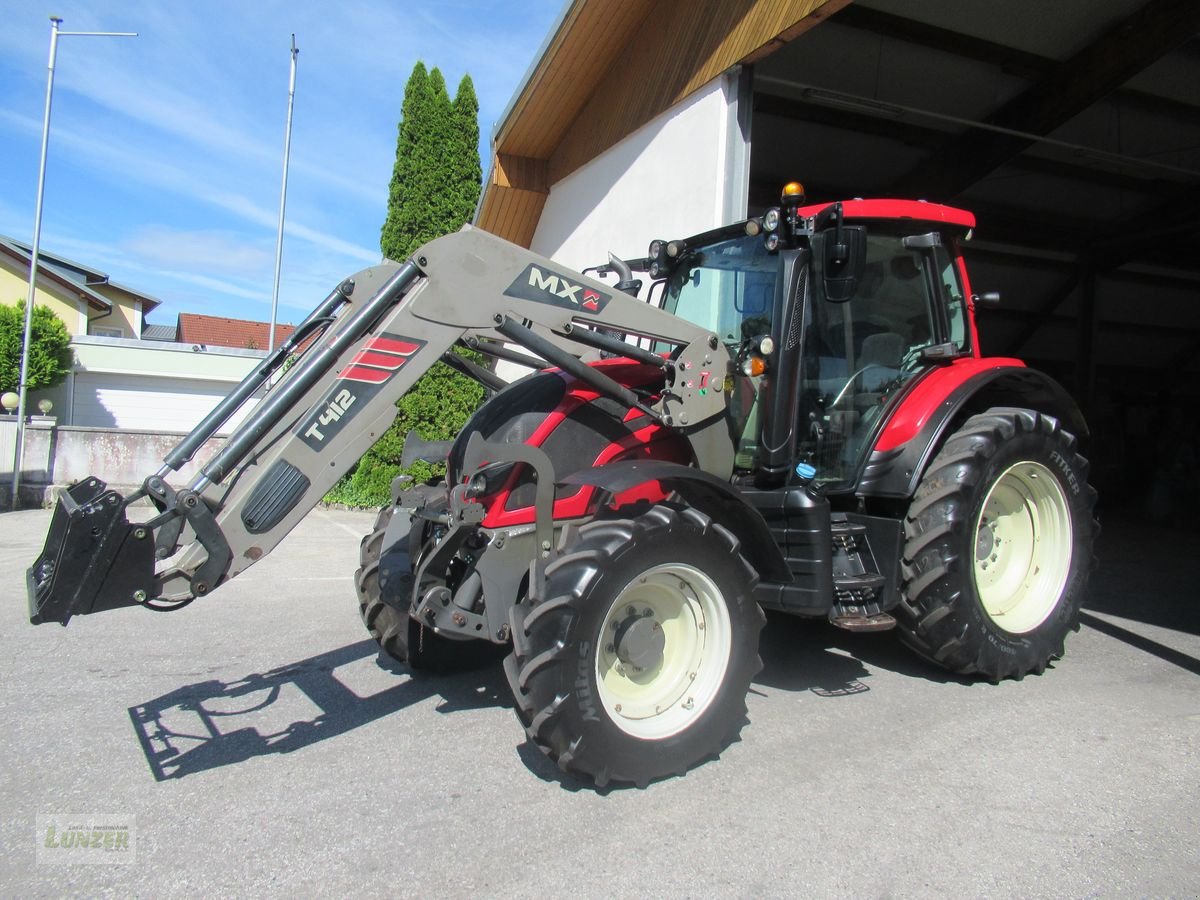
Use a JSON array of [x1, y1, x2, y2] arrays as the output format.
[[123, 227, 274, 278], [0, 108, 378, 265]]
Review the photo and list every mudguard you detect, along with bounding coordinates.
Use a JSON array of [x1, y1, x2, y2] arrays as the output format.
[[857, 361, 1087, 499], [561, 459, 792, 583]]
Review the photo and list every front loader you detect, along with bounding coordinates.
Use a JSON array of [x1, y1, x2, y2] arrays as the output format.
[[29, 186, 1096, 787]]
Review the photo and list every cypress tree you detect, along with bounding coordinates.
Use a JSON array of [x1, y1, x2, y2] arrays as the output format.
[[380, 62, 429, 260], [450, 74, 482, 226], [329, 62, 486, 507]]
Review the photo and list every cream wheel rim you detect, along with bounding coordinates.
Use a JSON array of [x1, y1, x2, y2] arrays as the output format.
[[595, 563, 732, 740], [973, 460, 1073, 634]]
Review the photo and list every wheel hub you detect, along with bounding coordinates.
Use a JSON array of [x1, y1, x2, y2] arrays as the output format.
[[614, 613, 666, 670], [975, 519, 996, 561]]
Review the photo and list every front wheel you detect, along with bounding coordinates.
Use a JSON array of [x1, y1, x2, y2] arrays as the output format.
[[504, 505, 764, 787], [895, 407, 1097, 680], [355, 504, 497, 673]]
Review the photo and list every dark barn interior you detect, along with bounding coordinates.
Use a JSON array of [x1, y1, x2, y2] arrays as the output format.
[[747, 0, 1200, 526]]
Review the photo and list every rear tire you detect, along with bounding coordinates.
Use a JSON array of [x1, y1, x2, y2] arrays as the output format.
[[355, 504, 497, 673], [895, 407, 1097, 680], [504, 505, 764, 787]]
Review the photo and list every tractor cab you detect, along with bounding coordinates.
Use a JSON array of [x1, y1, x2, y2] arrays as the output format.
[[654, 190, 976, 492]]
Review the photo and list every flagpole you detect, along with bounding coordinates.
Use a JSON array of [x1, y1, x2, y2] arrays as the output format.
[[268, 34, 299, 352]]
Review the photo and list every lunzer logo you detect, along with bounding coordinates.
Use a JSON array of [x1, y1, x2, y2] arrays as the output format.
[[297, 333, 425, 451], [503, 264, 610, 314]]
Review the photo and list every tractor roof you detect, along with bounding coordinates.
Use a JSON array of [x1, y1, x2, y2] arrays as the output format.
[[799, 198, 975, 230]]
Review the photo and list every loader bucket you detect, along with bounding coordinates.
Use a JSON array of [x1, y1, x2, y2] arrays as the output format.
[[27, 478, 155, 626]]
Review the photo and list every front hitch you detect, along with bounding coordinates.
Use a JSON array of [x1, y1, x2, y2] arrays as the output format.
[[27, 478, 155, 626]]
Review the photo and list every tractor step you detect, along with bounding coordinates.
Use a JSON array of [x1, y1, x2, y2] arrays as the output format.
[[830, 518, 867, 536], [829, 611, 896, 632], [833, 572, 886, 593]]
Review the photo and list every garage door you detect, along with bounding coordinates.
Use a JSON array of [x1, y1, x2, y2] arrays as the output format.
[[72, 372, 259, 433]]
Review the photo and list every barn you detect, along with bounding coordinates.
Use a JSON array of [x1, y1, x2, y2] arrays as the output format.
[[476, 0, 1200, 524]]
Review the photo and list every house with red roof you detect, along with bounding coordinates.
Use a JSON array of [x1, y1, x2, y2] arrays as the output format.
[[175, 313, 297, 351]]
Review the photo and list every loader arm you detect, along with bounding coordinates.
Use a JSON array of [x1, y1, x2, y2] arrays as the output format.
[[29, 226, 733, 625]]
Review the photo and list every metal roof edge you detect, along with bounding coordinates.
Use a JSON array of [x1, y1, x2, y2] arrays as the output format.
[[491, 0, 578, 152]]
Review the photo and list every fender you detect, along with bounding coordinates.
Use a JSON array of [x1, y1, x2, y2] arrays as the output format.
[[857, 360, 1087, 499], [561, 460, 792, 583]]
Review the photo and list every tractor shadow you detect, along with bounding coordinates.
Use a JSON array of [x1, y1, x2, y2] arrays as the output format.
[[128, 639, 512, 781], [754, 611, 972, 696]]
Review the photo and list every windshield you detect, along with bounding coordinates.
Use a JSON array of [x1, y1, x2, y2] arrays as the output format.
[[658, 233, 778, 468], [661, 234, 777, 348]]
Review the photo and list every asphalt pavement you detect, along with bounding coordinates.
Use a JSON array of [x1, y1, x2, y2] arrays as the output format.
[[1, 504, 1197, 897]]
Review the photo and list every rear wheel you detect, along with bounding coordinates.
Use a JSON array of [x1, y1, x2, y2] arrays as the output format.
[[355, 504, 496, 672], [504, 505, 764, 787], [896, 407, 1097, 680]]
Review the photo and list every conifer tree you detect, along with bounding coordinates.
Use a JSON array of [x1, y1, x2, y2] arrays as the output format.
[[379, 62, 430, 260], [330, 63, 486, 506], [449, 74, 482, 226], [0, 301, 72, 394]]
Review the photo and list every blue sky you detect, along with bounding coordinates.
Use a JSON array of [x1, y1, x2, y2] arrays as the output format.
[[0, 1, 562, 328]]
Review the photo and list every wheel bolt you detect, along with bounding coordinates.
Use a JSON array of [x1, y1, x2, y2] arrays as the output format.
[[683, 697, 694, 710], [627, 605, 636, 616], [606, 644, 615, 654], [615, 704, 622, 713]]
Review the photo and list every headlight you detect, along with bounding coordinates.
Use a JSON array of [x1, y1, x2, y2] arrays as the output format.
[[763, 208, 781, 233]]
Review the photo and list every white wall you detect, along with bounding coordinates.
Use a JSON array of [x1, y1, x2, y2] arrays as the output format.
[[530, 73, 747, 276]]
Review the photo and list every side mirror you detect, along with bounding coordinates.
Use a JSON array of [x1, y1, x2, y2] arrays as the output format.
[[817, 224, 867, 303]]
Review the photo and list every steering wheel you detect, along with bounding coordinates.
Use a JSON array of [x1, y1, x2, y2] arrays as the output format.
[[828, 363, 893, 410]]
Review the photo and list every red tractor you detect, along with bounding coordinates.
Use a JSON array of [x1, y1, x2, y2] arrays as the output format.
[[29, 186, 1096, 788]]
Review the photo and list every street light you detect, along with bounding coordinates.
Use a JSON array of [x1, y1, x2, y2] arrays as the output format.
[[12, 16, 136, 509]]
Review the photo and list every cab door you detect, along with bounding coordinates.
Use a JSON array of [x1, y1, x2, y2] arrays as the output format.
[[795, 226, 959, 488]]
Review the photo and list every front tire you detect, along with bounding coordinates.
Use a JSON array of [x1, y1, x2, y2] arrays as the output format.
[[895, 407, 1097, 680], [355, 504, 496, 672], [504, 505, 765, 787]]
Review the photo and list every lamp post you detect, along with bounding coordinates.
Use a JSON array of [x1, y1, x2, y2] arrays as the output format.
[[12, 16, 136, 509]]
